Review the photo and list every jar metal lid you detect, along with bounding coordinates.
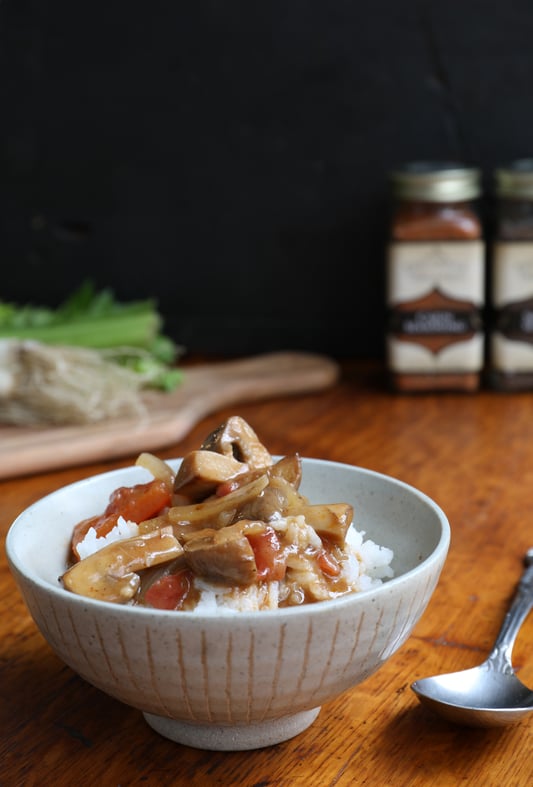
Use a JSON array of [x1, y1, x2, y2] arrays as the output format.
[[495, 159, 533, 199], [390, 161, 482, 202]]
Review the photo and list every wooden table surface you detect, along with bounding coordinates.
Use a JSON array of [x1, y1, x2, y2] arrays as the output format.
[[1, 359, 532, 786]]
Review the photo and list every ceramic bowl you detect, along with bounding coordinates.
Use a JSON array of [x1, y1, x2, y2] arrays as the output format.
[[6, 458, 450, 751]]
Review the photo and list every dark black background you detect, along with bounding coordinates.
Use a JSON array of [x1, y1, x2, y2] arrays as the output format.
[[2, 1, 533, 359]]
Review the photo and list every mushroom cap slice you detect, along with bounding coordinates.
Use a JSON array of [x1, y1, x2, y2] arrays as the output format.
[[183, 521, 264, 586], [269, 454, 302, 489], [201, 416, 272, 469], [62, 529, 183, 603], [173, 450, 247, 501], [294, 503, 354, 548]]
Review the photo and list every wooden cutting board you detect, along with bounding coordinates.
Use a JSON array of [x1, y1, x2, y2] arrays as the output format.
[[0, 351, 339, 480]]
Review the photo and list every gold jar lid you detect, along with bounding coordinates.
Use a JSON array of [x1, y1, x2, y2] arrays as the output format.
[[390, 161, 482, 202], [495, 159, 533, 199]]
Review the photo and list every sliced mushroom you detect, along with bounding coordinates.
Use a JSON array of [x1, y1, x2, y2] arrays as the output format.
[[292, 503, 354, 547], [62, 528, 183, 603], [173, 450, 247, 502], [269, 454, 302, 489], [161, 473, 269, 530], [182, 521, 265, 586], [241, 471, 308, 521], [199, 456, 303, 521], [201, 416, 273, 469]]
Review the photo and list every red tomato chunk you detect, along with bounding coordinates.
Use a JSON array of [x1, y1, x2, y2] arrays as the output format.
[[145, 571, 193, 610], [246, 527, 286, 582], [71, 479, 172, 560]]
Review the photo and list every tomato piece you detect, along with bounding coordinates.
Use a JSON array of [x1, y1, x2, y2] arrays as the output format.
[[70, 479, 172, 561], [317, 549, 341, 577], [247, 527, 286, 581], [105, 479, 172, 521], [145, 571, 192, 610]]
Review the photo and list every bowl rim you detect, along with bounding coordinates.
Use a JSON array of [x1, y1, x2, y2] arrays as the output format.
[[6, 457, 451, 621]]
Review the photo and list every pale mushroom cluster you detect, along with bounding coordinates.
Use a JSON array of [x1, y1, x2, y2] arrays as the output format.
[[61, 417, 393, 611]]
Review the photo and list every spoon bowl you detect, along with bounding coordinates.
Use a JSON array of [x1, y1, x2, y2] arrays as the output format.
[[412, 662, 533, 727], [411, 548, 533, 727]]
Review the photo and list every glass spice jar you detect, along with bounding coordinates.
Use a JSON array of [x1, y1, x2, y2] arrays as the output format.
[[386, 161, 485, 392], [489, 159, 533, 390]]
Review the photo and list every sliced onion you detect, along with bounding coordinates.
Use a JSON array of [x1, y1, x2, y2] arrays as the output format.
[[136, 451, 175, 490]]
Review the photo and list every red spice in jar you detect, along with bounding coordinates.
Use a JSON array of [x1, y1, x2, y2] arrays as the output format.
[[391, 200, 482, 241]]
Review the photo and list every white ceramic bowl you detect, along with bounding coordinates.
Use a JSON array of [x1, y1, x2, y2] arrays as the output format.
[[7, 458, 450, 751]]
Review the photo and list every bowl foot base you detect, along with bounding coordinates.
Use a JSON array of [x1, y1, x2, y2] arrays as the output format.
[[143, 707, 321, 750]]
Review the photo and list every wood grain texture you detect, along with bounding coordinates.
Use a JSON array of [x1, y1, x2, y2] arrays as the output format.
[[1, 358, 532, 786]]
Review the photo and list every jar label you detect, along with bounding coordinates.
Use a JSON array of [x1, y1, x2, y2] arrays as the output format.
[[492, 241, 533, 306], [389, 309, 481, 335], [491, 332, 533, 372], [387, 241, 485, 304], [387, 333, 484, 373], [387, 240, 484, 374]]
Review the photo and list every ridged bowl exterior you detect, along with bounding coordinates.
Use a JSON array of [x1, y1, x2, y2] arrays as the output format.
[[7, 459, 450, 732]]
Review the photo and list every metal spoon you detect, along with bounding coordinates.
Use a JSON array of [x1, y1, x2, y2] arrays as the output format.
[[411, 548, 533, 726]]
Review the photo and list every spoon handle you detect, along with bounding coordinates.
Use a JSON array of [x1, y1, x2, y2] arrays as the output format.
[[487, 548, 533, 674]]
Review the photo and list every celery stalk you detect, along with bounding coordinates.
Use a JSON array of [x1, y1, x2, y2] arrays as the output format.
[[0, 282, 183, 391], [0, 311, 161, 349]]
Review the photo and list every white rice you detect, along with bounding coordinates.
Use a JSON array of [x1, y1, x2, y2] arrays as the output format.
[[76, 516, 139, 560], [344, 527, 395, 591], [192, 578, 280, 614]]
